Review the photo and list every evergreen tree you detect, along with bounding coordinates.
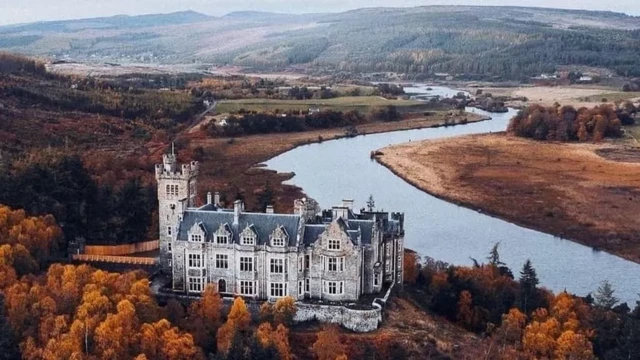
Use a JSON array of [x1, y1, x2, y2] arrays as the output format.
[[0, 294, 20, 360], [366, 195, 375, 212], [518, 259, 539, 314], [594, 280, 619, 310]]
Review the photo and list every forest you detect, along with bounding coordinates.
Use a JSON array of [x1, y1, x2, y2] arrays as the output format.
[[0, 204, 409, 359], [2, 7, 640, 80], [507, 103, 637, 142], [1, 202, 639, 359], [404, 245, 640, 359]]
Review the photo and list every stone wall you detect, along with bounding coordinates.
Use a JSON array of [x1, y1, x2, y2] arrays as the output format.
[[294, 303, 382, 333]]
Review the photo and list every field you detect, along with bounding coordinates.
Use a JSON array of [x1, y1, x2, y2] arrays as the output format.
[[376, 133, 640, 263], [469, 85, 640, 108], [216, 96, 428, 113]]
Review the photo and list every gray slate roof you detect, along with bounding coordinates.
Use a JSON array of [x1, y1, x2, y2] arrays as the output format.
[[176, 208, 379, 247], [177, 210, 302, 246]]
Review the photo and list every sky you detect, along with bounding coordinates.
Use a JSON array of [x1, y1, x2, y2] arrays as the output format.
[[1, 0, 638, 26]]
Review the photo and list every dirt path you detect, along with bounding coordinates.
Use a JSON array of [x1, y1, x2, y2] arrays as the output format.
[[376, 134, 640, 264]]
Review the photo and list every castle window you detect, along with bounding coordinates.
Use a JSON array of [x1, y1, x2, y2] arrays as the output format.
[[272, 237, 285, 247], [305, 278, 310, 293], [188, 277, 203, 293], [241, 235, 255, 246], [240, 257, 253, 272], [167, 242, 172, 253], [218, 279, 227, 293], [305, 255, 310, 269], [374, 273, 380, 287], [270, 282, 287, 297], [167, 226, 172, 236], [298, 281, 303, 297], [240, 281, 254, 296], [216, 235, 228, 244], [327, 257, 344, 272], [190, 234, 203, 243], [270, 258, 284, 274], [188, 253, 202, 268], [298, 257, 303, 272], [328, 239, 340, 251], [215, 254, 228, 269], [166, 184, 179, 197], [323, 281, 344, 295]]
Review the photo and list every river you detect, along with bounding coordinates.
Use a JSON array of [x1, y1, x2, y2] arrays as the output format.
[[265, 85, 640, 305]]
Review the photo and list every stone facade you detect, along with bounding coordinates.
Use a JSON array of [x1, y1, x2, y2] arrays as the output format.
[[156, 155, 404, 304]]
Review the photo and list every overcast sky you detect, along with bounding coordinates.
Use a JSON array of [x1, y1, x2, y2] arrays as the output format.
[[1, 0, 638, 26]]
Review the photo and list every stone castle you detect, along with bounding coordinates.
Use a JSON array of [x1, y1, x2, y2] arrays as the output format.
[[156, 152, 404, 303]]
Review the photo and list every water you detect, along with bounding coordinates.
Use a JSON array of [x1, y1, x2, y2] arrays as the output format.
[[265, 87, 640, 306]]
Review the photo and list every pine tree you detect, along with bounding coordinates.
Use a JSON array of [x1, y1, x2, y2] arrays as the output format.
[[519, 259, 539, 314], [366, 195, 375, 212], [487, 242, 505, 267], [594, 280, 619, 310]]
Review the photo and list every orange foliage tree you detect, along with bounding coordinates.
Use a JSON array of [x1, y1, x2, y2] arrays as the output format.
[[312, 324, 347, 360]]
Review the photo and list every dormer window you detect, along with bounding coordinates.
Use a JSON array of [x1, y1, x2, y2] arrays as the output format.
[[216, 235, 228, 244], [241, 235, 255, 245], [190, 234, 203, 242], [214, 223, 232, 245], [240, 225, 257, 245], [270, 226, 288, 247], [328, 239, 341, 251]]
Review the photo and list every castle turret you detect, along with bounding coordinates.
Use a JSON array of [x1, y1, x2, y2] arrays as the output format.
[[156, 147, 199, 273]]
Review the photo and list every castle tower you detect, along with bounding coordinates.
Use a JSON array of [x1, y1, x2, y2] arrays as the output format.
[[155, 147, 198, 273]]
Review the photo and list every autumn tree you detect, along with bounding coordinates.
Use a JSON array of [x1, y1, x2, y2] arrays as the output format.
[[273, 296, 296, 326], [457, 290, 474, 329], [312, 324, 346, 360], [187, 284, 222, 352], [554, 330, 594, 360], [217, 297, 251, 354], [403, 251, 419, 285]]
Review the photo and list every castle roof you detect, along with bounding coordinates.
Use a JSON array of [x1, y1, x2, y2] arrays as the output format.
[[177, 210, 302, 246], [175, 207, 384, 248]]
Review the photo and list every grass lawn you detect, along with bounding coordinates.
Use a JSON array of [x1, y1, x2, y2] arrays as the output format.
[[217, 96, 430, 113]]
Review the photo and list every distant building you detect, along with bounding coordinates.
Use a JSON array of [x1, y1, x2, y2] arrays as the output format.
[[308, 107, 320, 114], [155, 153, 405, 302]]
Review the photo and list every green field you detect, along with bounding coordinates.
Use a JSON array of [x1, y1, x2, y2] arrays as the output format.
[[217, 96, 432, 113]]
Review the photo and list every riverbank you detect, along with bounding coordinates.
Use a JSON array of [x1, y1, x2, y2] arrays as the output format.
[[186, 111, 489, 213], [376, 133, 640, 264]]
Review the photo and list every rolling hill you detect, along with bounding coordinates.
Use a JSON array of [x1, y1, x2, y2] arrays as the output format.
[[1, 6, 640, 80]]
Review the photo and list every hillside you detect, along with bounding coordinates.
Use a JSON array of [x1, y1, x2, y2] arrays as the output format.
[[1, 6, 640, 80]]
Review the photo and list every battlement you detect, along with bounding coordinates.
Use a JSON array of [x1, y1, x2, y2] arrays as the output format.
[[155, 160, 199, 179]]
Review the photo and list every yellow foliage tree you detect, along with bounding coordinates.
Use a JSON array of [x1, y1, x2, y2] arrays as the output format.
[[554, 330, 594, 360], [273, 296, 297, 326]]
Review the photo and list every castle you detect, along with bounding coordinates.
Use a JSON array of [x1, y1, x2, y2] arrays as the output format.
[[156, 152, 404, 302]]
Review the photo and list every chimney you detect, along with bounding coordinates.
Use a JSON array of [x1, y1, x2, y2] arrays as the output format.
[[214, 192, 220, 206], [233, 200, 243, 225], [207, 192, 212, 205], [266, 205, 274, 214], [342, 199, 354, 210]]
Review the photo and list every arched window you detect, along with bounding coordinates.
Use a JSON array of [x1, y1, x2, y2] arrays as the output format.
[[218, 279, 227, 293]]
